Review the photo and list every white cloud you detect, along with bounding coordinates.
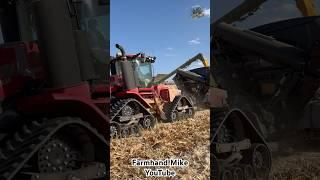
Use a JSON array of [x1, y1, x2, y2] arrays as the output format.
[[203, 8, 210, 17], [188, 37, 200, 45], [167, 47, 173, 51]]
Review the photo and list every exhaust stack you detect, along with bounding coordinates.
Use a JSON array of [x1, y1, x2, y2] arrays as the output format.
[[32, 0, 82, 88]]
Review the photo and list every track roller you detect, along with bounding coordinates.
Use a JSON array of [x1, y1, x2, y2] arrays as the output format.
[[250, 143, 271, 179], [0, 117, 108, 179], [186, 108, 195, 118], [110, 123, 120, 139], [130, 124, 141, 136], [221, 170, 233, 180], [37, 137, 79, 173], [120, 126, 130, 138], [233, 167, 244, 180], [168, 110, 179, 122], [164, 95, 194, 123], [139, 115, 156, 129]]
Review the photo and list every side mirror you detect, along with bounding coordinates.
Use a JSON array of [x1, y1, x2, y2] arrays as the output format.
[[146, 56, 156, 63]]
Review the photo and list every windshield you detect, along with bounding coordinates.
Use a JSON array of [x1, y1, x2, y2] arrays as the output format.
[[134, 60, 153, 88], [77, 0, 109, 50]]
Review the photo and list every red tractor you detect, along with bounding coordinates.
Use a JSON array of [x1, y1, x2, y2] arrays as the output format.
[[0, 0, 109, 179], [109, 44, 195, 138]]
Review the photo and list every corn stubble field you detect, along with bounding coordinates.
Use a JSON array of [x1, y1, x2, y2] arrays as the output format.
[[111, 110, 210, 179], [111, 110, 320, 179]]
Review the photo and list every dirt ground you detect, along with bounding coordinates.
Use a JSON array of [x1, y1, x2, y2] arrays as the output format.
[[110, 110, 320, 180]]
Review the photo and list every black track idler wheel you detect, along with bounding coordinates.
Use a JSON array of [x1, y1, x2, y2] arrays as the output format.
[[233, 167, 244, 180], [250, 143, 271, 180], [38, 137, 79, 173], [139, 115, 156, 129], [0, 117, 108, 179], [170, 110, 179, 122], [163, 95, 193, 122], [221, 169, 233, 180], [110, 123, 120, 139], [186, 108, 195, 118]]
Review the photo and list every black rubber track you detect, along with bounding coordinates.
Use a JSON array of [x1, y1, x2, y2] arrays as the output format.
[[110, 98, 153, 121], [110, 98, 156, 139], [163, 95, 194, 122], [0, 117, 107, 180]]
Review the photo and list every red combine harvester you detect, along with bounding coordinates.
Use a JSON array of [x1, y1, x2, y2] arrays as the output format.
[[109, 44, 195, 138], [0, 0, 109, 179]]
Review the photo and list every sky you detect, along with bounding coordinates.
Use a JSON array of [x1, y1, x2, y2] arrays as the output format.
[[110, 0, 210, 75], [211, 0, 320, 28]]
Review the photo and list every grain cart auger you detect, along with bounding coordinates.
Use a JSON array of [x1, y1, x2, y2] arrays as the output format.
[[0, 0, 109, 179], [109, 44, 195, 139], [149, 53, 210, 110]]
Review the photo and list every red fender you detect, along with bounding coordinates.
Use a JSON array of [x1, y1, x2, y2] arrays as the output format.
[[16, 83, 108, 138]]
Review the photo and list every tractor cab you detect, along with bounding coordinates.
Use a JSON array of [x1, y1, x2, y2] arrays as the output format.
[[126, 53, 155, 88], [110, 45, 156, 90]]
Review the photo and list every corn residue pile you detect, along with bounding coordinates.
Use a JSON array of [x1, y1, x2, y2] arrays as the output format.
[[111, 110, 210, 179]]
